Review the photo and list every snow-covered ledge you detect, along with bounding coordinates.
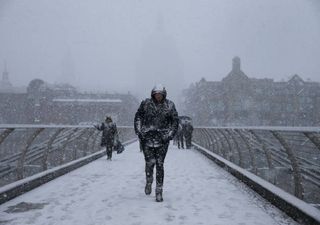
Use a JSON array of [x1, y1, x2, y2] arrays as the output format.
[[0, 138, 137, 205], [193, 142, 320, 225]]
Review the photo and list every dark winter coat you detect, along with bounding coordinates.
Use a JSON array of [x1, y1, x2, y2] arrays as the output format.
[[134, 97, 179, 148], [184, 123, 193, 136], [96, 122, 118, 147]]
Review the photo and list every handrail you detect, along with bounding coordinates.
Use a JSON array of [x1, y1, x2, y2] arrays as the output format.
[[192, 127, 320, 207], [194, 126, 320, 133]]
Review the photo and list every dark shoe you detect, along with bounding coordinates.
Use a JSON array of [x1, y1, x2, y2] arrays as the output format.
[[155, 186, 163, 202], [145, 183, 152, 195], [155, 192, 163, 202]]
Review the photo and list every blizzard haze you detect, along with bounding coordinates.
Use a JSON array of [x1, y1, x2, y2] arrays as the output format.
[[0, 0, 320, 101]]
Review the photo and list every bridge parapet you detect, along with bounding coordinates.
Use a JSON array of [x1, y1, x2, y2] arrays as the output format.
[[0, 125, 136, 188], [193, 127, 320, 208]]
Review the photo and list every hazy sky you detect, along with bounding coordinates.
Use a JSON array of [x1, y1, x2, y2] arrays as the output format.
[[0, 0, 319, 100]]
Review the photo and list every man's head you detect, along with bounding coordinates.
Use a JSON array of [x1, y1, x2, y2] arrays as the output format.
[[151, 84, 167, 102]]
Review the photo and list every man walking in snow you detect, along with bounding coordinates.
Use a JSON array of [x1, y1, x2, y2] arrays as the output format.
[[95, 116, 118, 160], [134, 84, 179, 202], [184, 121, 193, 149]]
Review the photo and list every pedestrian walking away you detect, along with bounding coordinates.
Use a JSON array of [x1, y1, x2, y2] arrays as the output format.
[[134, 84, 179, 202], [176, 119, 184, 149], [184, 119, 193, 149]]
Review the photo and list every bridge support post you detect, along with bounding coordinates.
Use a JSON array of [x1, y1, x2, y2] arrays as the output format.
[[42, 128, 64, 171], [17, 128, 45, 180], [236, 129, 258, 175], [270, 130, 304, 199]]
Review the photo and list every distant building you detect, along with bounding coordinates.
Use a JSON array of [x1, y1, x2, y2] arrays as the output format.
[[182, 57, 320, 126], [0, 78, 139, 125]]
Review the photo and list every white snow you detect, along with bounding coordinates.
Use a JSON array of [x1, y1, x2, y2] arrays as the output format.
[[0, 142, 299, 225]]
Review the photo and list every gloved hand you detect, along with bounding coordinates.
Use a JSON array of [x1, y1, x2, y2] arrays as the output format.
[[138, 127, 149, 140], [162, 133, 173, 143]]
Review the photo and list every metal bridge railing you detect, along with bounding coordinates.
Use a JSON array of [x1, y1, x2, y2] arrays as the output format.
[[0, 125, 136, 188], [193, 127, 320, 207]]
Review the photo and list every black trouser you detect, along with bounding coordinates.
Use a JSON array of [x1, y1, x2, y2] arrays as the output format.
[[177, 134, 184, 149], [185, 133, 192, 149], [106, 144, 113, 158], [142, 143, 169, 192]]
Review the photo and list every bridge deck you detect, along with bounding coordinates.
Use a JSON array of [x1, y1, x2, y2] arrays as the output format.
[[0, 142, 298, 225]]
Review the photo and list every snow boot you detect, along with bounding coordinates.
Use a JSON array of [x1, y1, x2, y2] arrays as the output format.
[[145, 183, 152, 195], [155, 187, 163, 202], [155, 192, 163, 202]]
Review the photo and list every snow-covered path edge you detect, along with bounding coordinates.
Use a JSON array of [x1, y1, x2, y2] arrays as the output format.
[[193, 142, 320, 225]]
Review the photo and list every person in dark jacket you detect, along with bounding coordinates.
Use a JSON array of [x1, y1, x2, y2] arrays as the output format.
[[134, 84, 179, 202], [95, 116, 118, 160], [184, 122, 193, 149], [176, 122, 184, 149]]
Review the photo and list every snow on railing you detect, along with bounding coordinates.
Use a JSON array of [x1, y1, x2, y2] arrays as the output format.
[[0, 125, 135, 188], [193, 127, 320, 207]]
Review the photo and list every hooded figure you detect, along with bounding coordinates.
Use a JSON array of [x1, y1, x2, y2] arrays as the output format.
[[134, 84, 179, 202], [95, 116, 118, 160]]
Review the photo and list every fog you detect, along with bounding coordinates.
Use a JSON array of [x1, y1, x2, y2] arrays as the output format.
[[0, 0, 320, 101]]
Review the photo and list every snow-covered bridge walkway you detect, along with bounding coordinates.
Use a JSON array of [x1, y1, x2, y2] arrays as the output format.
[[0, 142, 298, 225]]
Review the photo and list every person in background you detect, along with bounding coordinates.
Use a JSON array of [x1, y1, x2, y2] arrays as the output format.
[[95, 116, 118, 160], [184, 121, 193, 149], [176, 121, 184, 149], [134, 84, 179, 202]]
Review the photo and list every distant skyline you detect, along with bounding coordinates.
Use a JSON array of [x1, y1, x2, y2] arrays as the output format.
[[2, 55, 319, 87], [0, 0, 320, 101]]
